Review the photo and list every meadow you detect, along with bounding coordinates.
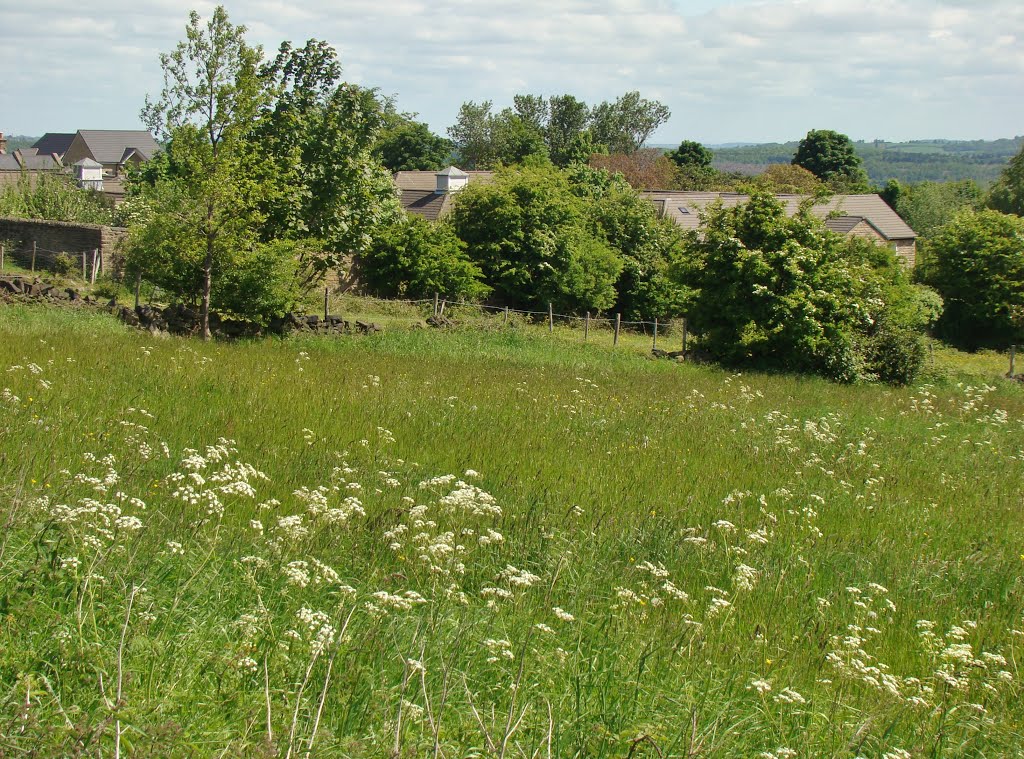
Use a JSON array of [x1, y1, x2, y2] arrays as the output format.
[[1, 304, 1023, 757]]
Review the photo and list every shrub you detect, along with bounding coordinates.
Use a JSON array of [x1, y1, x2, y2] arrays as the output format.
[[677, 192, 936, 384], [360, 217, 489, 301], [450, 164, 622, 313], [926, 209, 1024, 350], [51, 253, 76, 276]]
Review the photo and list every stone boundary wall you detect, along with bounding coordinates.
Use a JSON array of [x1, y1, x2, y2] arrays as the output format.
[[0, 216, 126, 274]]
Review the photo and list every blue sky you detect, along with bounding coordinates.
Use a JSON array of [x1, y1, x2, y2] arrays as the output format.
[[1, 0, 1022, 145]]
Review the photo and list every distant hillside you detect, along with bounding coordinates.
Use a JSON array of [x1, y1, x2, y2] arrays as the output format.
[[707, 137, 1023, 185], [1, 135, 40, 153]]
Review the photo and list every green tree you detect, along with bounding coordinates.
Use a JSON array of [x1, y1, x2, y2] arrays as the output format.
[[141, 6, 269, 339], [568, 165, 690, 320], [927, 209, 1024, 349], [988, 142, 1024, 216], [448, 101, 497, 169], [546, 95, 592, 166], [449, 164, 621, 312], [792, 129, 869, 191], [374, 115, 452, 172], [885, 179, 983, 240], [666, 140, 713, 170], [589, 91, 671, 154], [677, 191, 935, 383], [359, 216, 489, 300], [256, 38, 403, 278]]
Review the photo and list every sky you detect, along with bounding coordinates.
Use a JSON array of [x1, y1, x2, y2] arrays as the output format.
[[2, 0, 1022, 145]]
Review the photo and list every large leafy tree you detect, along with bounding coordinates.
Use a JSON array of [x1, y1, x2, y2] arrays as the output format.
[[255, 39, 403, 278], [568, 165, 690, 320], [449, 164, 621, 313], [988, 142, 1024, 217], [666, 140, 713, 170], [926, 209, 1024, 349], [547, 95, 593, 167], [374, 114, 453, 172], [589, 91, 671, 154], [792, 129, 869, 191], [141, 6, 269, 338]]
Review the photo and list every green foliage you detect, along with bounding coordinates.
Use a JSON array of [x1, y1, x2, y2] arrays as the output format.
[[449, 164, 621, 313], [0, 172, 113, 225], [568, 165, 690, 319], [359, 216, 489, 300], [51, 253, 76, 276], [666, 139, 713, 169], [255, 39, 404, 273], [589, 91, 671, 154], [883, 178, 984, 239], [988, 141, 1024, 216], [678, 192, 934, 383], [926, 209, 1024, 349], [141, 5, 270, 337], [123, 181, 300, 325], [374, 115, 453, 172], [712, 137, 1023, 186], [792, 129, 869, 191], [449, 91, 670, 169]]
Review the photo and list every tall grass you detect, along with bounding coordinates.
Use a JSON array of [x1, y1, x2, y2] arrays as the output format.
[[1, 304, 1022, 757]]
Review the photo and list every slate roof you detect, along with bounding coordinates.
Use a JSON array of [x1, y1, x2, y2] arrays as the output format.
[[31, 133, 76, 157], [0, 151, 62, 171], [76, 130, 159, 164], [640, 192, 917, 241], [399, 190, 454, 222], [74, 157, 103, 168]]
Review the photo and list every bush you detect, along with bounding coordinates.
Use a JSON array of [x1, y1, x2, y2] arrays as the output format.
[[450, 164, 622, 313], [52, 253, 76, 276], [677, 192, 936, 384], [926, 209, 1024, 350], [360, 217, 489, 301]]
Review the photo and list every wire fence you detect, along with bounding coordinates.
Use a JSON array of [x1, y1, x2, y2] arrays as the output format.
[[322, 290, 691, 352], [0, 239, 105, 283]]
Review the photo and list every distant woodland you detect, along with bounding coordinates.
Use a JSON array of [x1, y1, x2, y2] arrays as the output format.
[[706, 137, 1024, 185]]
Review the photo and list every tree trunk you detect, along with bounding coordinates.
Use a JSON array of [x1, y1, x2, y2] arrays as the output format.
[[201, 222, 214, 341]]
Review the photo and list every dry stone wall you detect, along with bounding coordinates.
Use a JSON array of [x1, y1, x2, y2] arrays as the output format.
[[0, 216, 126, 273]]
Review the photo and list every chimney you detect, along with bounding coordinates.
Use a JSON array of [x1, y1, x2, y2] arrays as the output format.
[[0, 132, 7, 155], [435, 166, 469, 194]]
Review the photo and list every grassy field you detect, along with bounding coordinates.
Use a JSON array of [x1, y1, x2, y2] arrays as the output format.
[[1, 304, 1023, 757]]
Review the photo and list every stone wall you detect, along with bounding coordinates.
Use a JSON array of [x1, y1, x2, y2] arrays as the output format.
[[0, 216, 126, 274]]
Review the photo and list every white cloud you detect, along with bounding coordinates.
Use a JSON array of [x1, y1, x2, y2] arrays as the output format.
[[0, 0, 1021, 142]]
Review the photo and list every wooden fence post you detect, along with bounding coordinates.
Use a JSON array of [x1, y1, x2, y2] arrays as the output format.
[[90, 249, 98, 285], [682, 318, 688, 359], [613, 313, 621, 347], [439, 299, 446, 318], [31, 241, 37, 273], [548, 302, 554, 333], [324, 286, 330, 321], [134, 271, 142, 310], [82, 250, 87, 279], [652, 317, 658, 350], [1, 243, 4, 271], [584, 312, 590, 341], [1011, 345, 1017, 378], [433, 293, 439, 317], [503, 306, 509, 325]]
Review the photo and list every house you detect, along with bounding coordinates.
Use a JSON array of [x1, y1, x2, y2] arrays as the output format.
[[0, 131, 63, 188], [394, 167, 494, 220], [641, 191, 918, 266], [29, 133, 76, 159], [61, 130, 160, 177]]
